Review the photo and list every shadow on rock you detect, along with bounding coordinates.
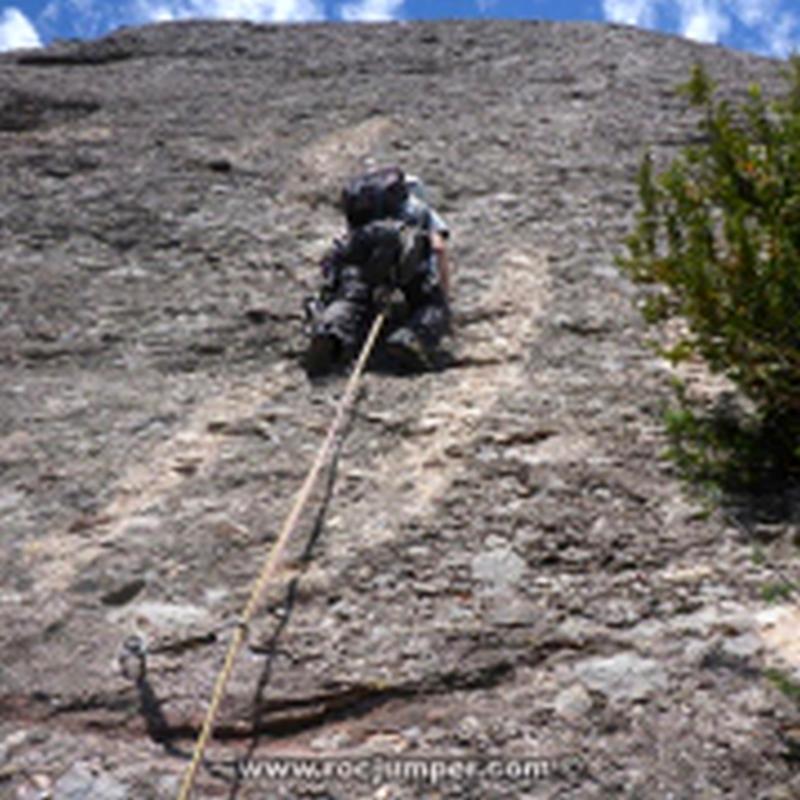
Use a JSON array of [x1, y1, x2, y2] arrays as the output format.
[[136, 673, 193, 760], [118, 636, 193, 760], [664, 398, 800, 521], [226, 413, 350, 800]]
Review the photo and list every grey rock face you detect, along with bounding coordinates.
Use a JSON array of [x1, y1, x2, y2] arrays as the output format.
[[553, 683, 593, 721], [53, 762, 128, 800], [471, 545, 526, 592], [574, 652, 669, 702], [0, 18, 797, 800]]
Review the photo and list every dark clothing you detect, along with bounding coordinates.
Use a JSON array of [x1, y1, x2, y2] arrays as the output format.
[[398, 262, 451, 347], [313, 265, 372, 360], [312, 261, 450, 361], [305, 182, 450, 374]]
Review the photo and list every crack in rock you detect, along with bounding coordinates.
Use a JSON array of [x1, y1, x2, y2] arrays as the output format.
[[0, 656, 516, 742]]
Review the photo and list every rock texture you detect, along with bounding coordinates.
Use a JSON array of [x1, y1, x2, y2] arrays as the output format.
[[1, 19, 799, 800]]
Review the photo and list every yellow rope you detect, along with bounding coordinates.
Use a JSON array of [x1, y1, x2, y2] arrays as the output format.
[[176, 311, 386, 800]]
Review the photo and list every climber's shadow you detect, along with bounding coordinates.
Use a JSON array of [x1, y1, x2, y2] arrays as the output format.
[[226, 415, 350, 800], [135, 672, 191, 759]]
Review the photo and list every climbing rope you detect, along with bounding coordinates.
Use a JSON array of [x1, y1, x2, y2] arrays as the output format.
[[176, 311, 386, 800]]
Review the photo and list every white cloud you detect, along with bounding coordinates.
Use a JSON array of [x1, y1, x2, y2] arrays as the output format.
[[764, 12, 799, 57], [142, 4, 178, 21], [40, 0, 122, 38], [601, 0, 799, 55], [204, 0, 324, 21], [678, 0, 730, 43], [603, 0, 731, 44], [0, 7, 42, 51], [730, 0, 776, 27], [338, 0, 404, 22], [602, 0, 657, 28], [135, 0, 324, 23]]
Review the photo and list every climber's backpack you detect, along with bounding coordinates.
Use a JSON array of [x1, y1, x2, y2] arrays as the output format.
[[338, 219, 429, 287], [341, 166, 409, 227]]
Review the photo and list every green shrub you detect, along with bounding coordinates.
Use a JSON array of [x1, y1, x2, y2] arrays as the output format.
[[761, 580, 797, 603], [766, 667, 800, 704], [620, 60, 800, 452]]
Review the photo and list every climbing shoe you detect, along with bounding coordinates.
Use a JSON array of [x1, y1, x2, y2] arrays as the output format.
[[384, 327, 431, 373], [304, 330, 341, 377]]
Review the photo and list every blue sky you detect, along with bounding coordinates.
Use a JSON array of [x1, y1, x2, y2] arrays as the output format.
[[0, 0, 798, 58]]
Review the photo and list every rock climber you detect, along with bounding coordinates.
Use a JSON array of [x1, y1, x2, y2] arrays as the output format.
[[304, 165, 452, 376]]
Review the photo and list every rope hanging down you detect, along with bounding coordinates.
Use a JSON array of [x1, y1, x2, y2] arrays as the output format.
[[177, 311, 386, 800]]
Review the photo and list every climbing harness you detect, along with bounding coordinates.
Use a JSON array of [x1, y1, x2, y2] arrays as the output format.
[[176, 310, 386, 800]]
